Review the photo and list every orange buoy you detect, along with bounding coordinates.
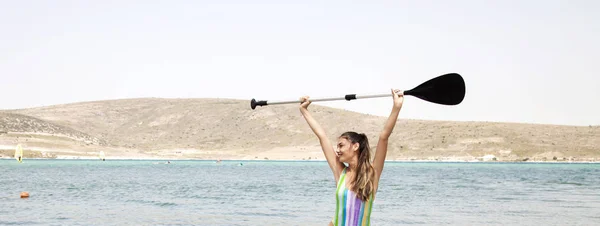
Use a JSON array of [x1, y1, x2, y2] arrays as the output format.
[[20, 192, 29, 198]]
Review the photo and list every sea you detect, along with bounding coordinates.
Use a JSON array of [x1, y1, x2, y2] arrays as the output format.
[[1, 159, 599, 226]]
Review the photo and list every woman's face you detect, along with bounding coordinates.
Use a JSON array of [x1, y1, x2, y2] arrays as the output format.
[[336, 137, 358, 162]]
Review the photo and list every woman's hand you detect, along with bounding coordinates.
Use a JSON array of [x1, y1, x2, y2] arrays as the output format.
[[392, 89, 404, 109], [299, 96, 312, 110]]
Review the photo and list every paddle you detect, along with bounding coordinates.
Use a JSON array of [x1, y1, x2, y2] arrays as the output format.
[[250, 73, 465, 109]]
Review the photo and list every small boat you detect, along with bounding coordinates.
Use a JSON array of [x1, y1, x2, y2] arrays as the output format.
[[99, 151, 105, 161]]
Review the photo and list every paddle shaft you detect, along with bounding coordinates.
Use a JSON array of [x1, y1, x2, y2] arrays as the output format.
[[253, 93, 392, 107]]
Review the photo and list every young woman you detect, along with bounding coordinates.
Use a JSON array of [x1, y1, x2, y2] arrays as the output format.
[[299, 89, 404, 226]]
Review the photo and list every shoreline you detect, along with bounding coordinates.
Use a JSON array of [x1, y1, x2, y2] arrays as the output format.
[[3, 146, 598, 164], [1, 156, 599, 164]]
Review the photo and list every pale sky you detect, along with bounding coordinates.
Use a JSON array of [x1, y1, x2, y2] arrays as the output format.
[[1, 0, 598, 126]]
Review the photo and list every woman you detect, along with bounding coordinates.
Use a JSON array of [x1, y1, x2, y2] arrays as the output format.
[[299, 89, 404, 226]]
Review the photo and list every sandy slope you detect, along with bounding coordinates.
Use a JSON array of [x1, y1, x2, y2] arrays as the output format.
[[1, 98, 598, 161]]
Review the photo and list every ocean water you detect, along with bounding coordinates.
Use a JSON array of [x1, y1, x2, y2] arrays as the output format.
[[1, 160, 599, 226]]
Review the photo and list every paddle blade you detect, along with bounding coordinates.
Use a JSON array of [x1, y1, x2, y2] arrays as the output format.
[[404, 73, 465, 105]]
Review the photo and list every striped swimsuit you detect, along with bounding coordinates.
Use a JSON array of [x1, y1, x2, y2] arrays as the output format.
[[332, 167, 374, 226]]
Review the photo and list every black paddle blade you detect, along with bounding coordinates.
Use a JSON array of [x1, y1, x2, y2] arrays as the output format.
[[404, 73, 465, 105]]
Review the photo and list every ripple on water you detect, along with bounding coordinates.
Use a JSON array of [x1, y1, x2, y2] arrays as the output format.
[[125, 199, 177, 207]]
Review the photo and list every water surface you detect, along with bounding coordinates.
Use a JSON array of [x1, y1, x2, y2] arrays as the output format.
[[1, 160, 599, 225]]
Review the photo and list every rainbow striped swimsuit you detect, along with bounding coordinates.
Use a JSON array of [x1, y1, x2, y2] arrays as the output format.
[[332, 167, 374, 226]]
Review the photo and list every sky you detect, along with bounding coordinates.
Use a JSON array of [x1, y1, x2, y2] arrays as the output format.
[[1, 0, 598, 126]]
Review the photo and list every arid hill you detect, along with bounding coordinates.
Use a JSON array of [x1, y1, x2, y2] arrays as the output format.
[[1, 98, 598, 161]]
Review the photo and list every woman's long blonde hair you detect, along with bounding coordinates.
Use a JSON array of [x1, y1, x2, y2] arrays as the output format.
[[340, 131, 375, 201]]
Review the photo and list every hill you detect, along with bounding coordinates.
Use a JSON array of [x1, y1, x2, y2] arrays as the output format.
[[1, 98, 598, 161]]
